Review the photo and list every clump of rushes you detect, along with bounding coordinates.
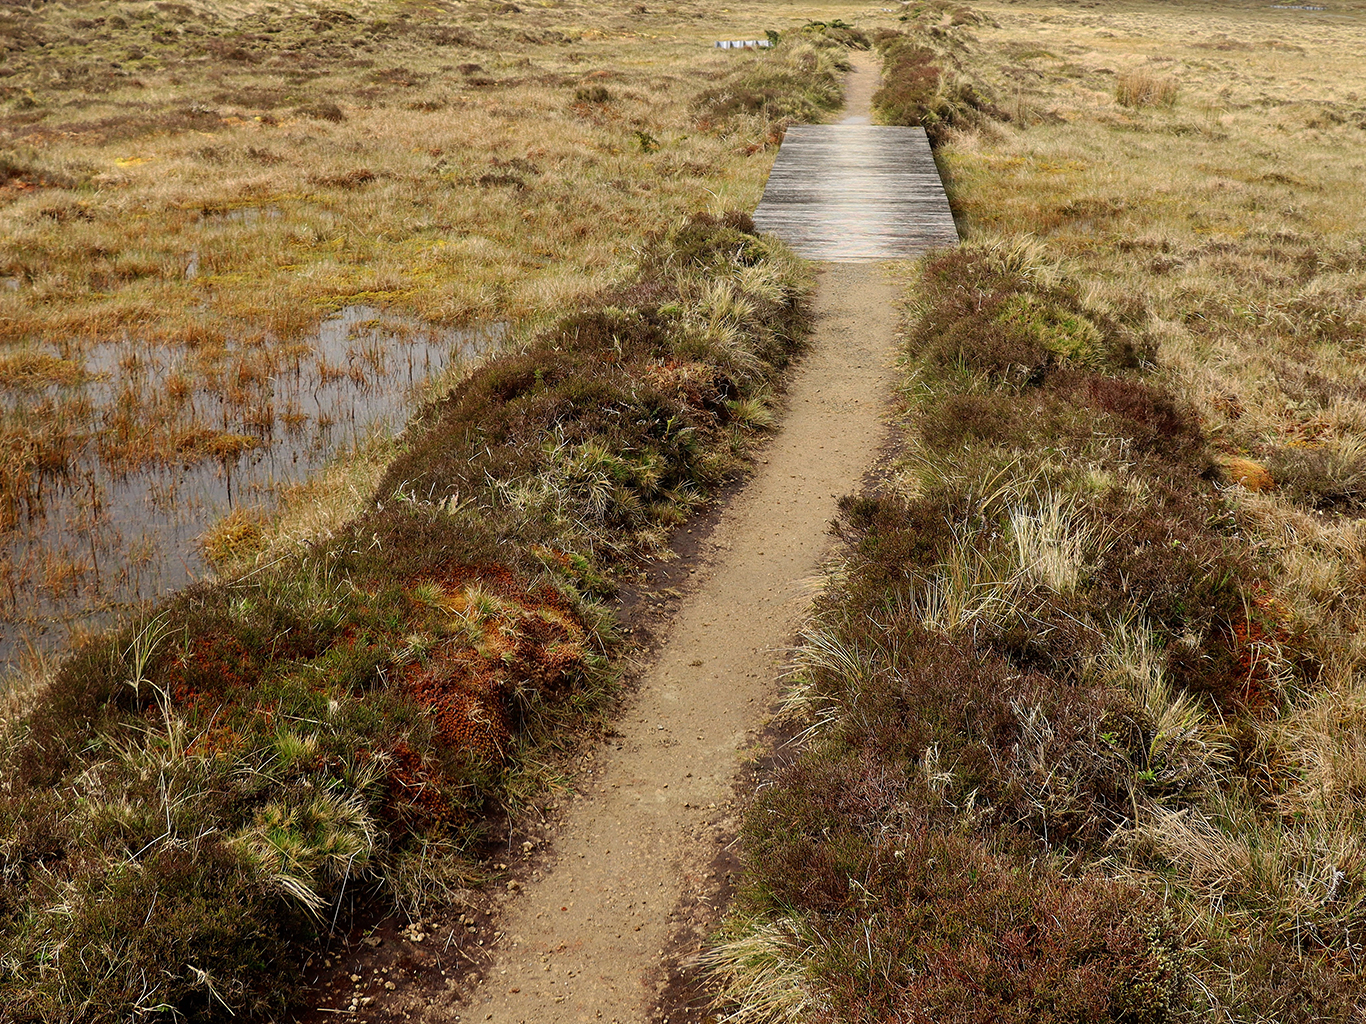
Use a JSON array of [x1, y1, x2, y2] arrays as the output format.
[[0, 214, 809, 1022], [1115, 70, 1179, 110]]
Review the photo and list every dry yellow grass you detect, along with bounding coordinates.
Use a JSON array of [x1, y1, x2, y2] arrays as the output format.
[[939, 0, 1366, 544], [0, 0, 853, 336]]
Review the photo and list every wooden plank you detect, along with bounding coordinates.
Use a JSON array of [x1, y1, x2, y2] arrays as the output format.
[[752, 125, 959, 261]]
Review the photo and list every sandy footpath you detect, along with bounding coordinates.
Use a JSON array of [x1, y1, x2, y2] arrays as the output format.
[[432, 53, 899, 1024]]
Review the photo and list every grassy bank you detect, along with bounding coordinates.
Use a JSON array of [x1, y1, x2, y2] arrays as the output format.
[[712, 2, 1366, 1021]]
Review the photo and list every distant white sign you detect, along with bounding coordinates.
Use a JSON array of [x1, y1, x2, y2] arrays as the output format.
[[715, 39, 772, 49]]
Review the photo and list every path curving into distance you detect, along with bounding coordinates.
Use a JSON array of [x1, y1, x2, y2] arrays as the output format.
[[434, 51, 955, 1024], [752, 60, 957, 260]]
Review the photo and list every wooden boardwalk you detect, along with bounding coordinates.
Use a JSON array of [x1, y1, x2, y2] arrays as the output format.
[[753, 125, 958, 261]]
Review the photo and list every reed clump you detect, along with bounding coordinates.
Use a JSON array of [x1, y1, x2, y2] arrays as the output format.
[[1116, 70, 1179, 109]]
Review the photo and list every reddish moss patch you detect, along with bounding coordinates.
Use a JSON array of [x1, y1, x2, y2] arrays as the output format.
[[403, 658, 511, 762], [382, 741, 462, 832], [398, 564, 592, 764]]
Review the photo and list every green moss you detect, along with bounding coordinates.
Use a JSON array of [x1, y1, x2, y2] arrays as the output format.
[[993, 293, 1105, 366]]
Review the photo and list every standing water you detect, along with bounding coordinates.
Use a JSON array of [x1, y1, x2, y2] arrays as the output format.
[[0, 306, 504, 674]]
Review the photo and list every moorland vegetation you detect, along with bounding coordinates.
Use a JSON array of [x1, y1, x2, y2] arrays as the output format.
[[0, 2, 855, 1018], [712, 2, 1366, 1021], [0, 209, 813, 1022], [12, 0, 1366, 1020], [0, 0, 846, 667]]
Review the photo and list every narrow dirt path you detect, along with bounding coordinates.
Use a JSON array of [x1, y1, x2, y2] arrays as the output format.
[[435, 53, 897, 1024], [839, 48, 879, 125]]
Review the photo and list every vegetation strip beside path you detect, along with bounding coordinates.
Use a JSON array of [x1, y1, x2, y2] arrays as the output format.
[[711, 6, 1366, 1022]]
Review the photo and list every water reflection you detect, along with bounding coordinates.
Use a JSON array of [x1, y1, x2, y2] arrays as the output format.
[[0, 306, 504, 671]]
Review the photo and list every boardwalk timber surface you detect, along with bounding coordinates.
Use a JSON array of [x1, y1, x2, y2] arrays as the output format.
[[753, 125, 959, 261]]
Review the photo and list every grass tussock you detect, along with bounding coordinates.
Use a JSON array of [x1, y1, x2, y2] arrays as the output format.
[[713, 3, 1366, 1018], [1115, 70, 1179, 110], [0, 214, 810, 1022]]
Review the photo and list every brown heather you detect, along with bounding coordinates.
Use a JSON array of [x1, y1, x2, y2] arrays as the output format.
[[710, 2, 1366, 1023]]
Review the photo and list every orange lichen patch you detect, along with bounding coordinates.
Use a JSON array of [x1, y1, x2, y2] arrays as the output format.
[[183, 724, 242, 759], [1231, 614, 1275, 708], [401, 564, 591, 761], [1220, 456, 1276, 492], [1229, 595, 1296, 711], [1254, 593, 1292, 622], [413, 562, 524, 603], [407, 660, 510, 761], [516, 609, 589, 689], [161, 625, 321, 713]]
